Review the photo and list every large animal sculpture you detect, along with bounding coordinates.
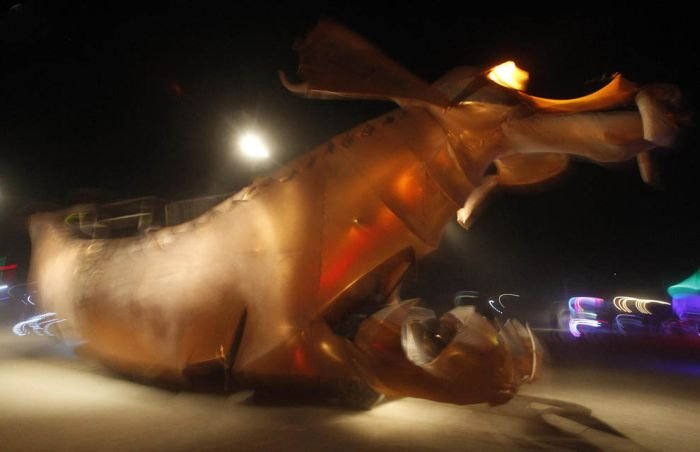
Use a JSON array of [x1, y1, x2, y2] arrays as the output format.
[[28, 21, 680, 408]]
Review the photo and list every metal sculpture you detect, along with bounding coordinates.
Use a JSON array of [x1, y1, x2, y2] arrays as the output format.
[[28, 21, 680, 407]]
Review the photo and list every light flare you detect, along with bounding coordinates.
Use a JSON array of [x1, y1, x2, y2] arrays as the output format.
[[238, 132, 270, 160], [487, 61, 529, 91]]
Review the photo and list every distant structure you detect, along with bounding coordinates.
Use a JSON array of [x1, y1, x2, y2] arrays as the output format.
[[66, 194, 233, 238]]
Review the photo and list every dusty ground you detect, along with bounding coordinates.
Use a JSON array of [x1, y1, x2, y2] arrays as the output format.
[[0, 315, 698, 451]]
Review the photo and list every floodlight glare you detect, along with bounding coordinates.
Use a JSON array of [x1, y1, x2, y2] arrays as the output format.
[[238, 132, 270, 160]]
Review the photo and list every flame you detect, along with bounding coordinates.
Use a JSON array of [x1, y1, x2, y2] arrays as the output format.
[[487, 61, 529, 91]]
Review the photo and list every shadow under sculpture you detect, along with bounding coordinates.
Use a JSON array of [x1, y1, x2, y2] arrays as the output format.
[[28, 21, 681, 408]]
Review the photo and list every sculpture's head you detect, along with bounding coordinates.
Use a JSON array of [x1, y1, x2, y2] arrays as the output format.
[[425, 59, 682, 226], [281, 20, 682, 228]]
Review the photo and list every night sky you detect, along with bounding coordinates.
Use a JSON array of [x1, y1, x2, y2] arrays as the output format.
[[1, 3, 698, 311]]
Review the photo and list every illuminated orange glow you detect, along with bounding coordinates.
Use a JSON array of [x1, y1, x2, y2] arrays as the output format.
[[319, 205, 402, 295], [320, 341, 342, 362], [612, 296, 670, 314], [394, 170, 421, 203], [319, 225, 369, 293], [487, 61, 529, 91], [293, 345, 308, 372]]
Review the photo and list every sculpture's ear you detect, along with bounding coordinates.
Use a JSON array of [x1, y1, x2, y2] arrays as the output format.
[[280, 20, 450, 109]]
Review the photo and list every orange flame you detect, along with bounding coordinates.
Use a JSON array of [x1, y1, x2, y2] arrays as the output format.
[[487, 61, 529, 91]]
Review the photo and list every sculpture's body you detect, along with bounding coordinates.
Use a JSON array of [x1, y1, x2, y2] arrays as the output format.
[[28, 22, 679, 407]]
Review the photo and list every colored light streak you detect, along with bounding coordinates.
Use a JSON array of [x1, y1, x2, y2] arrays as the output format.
[[612, 296, 670, 314], [568, 318, 603, 338], [568, 297, 604, 314], [615, 314, 644, 332]]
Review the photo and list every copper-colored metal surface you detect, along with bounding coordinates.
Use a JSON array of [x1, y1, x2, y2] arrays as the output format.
[[28, 21, 680, 406]]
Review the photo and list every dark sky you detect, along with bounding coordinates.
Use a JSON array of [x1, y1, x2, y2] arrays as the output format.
[[1, 2, 698, 309]]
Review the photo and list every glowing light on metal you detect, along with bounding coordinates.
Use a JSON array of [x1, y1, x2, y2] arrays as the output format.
[[0, 285, 8, 290], [487, 61, 529, 91], [612, 296, 670, 315], [238, 132, 270, 160]]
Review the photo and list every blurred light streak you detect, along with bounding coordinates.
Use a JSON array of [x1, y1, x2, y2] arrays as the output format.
[[498, 293, 520, 309], [615, 314, 644, 333], [12, 313, 64, 337], [488, 299, 503, 314], [612, 296, 670, 314], [568, 297, 604, 314], [568, 318, 602, 338]]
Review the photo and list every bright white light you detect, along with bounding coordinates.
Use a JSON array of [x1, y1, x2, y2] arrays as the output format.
[[488, 299, 503, 314], [568, 318, 602, 338], [12, 312, 64, 337], [238, 132, 270, 160]]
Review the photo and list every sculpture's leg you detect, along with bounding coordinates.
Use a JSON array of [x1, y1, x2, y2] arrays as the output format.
[[354, 301, 542, 405]]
